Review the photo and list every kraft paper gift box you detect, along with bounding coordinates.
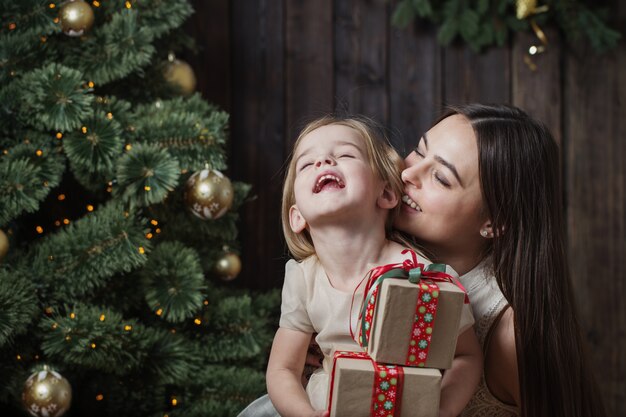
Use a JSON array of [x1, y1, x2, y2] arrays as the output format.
[[327, 350, 441, 417], [361, 277, 466, 369]]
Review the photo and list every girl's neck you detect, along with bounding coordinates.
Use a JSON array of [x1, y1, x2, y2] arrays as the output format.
[[309, 224, 394, 291]]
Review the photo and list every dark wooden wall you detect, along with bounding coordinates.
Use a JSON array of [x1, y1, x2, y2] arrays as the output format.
[[185, 1, 625, 414]]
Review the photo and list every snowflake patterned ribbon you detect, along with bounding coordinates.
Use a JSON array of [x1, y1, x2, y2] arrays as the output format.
[[327, 351, 405, 417]]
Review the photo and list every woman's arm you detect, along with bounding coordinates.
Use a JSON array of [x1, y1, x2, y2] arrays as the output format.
[[484, 307, 520, 407], [266, 327, 329, 417], [438, 327, 483, 417]]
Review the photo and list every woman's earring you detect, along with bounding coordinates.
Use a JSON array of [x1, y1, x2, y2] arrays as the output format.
[[481, 229, 489, 238]]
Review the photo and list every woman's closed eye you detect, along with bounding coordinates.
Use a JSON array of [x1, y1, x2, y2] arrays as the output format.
[[433, 171, 451, 187]]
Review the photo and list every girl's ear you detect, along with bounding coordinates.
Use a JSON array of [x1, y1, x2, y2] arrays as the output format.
[[377, 183, 399, 210], [289, 204, 307, 233]]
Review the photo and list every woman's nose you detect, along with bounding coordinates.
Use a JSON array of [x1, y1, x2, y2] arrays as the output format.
[[401, 164, 422, 187]]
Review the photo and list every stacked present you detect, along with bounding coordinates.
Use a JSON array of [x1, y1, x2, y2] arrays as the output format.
[[327, 250, 469, 417]]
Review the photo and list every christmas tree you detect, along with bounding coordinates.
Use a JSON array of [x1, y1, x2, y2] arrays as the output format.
[[0, 1, 278, 416]]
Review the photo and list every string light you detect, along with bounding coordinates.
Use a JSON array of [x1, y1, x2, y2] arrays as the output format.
[[150, 219, 158, 226], [36, 149, 43, 156], [36, 226, 44, 234], [16, 354, 21, 360], [8, 23, 16, 30], [52, 323, 58, 329], [155, 228, 162, 234], [125, 1, 132, 9], [125, 144, 132, 151], [171, 397, 178, 406], [45, 307, 53, 314], [53, 17, 59, 23], [55, 220, 61, 226], [65, 335, 71, 341], [96, 394, 104, 401], [91, 343, 96, 349], [203, 300, 209, 306], [146, 233, 153, 239], [194, 318, 201, 325], [106, 112, 113, 120], [58, 194, 66, 201], [88, 81, 94, 88], [99, 314, 106, 322], [40, 35, 47, 43], [92, 1, 100, 7], [87, 204, 94, 212], [70, 312, 76, 319], [63, 218, 70, 225], [82, 126, 88, 134], [124, 325, 132, 331], [49, 3, 55, 8], [56, 132, 63, 139], [156, 308, 163, 316], [144, 186, 151, 191], [138, 246, 145, 254]]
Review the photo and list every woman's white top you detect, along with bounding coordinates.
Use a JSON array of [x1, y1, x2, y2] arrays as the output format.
[[458, 258, 520, 417]]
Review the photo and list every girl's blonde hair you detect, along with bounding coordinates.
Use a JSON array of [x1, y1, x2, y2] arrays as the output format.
[[281, 115, 404, 261]]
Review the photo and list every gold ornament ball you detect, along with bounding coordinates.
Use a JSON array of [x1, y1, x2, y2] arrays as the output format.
[[22, 368, 72, 417], [184, 169, 234, 220], [0, 229, 8, 261], [215, 252, 242, 281], [163, 59, 197, 96], [59, 0, 95, 37]]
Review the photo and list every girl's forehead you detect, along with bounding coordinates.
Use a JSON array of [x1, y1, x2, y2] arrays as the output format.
[[296, 124, 363, 152]]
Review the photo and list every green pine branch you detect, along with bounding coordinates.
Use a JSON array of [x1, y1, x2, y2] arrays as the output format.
[[0, 133, 65, 227], [24, 201, 151, 302], [392, 0, 622, 53]]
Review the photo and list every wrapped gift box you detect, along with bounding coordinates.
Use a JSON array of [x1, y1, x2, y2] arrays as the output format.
[[328, 351, 441, 417], [364, 278, 466, 369]]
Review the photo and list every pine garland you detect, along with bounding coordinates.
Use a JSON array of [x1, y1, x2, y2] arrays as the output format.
[[392, 0, 621, 52]]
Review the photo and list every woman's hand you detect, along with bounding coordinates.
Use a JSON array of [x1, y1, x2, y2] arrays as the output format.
[[301, 333, 323, 386]]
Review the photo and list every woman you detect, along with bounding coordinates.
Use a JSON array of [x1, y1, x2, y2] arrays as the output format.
[[396, 103, 605, 417]]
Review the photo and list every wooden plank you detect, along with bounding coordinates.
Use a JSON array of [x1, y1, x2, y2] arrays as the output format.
[[285, 1, 334, 146], [564, 5, 626, 412], [184, 0, 231, 111], [230, 0, 286, 290], [389, 21, 441, 155], [442, 43, 511, 105], [334, 0, 389, 122], [512, 28, 561, 145]]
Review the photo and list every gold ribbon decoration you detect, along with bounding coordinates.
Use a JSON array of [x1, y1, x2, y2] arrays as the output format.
[[516, 0, 549, 70]]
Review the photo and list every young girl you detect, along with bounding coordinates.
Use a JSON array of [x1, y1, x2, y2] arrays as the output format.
[[265, 116, 481, 417]]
